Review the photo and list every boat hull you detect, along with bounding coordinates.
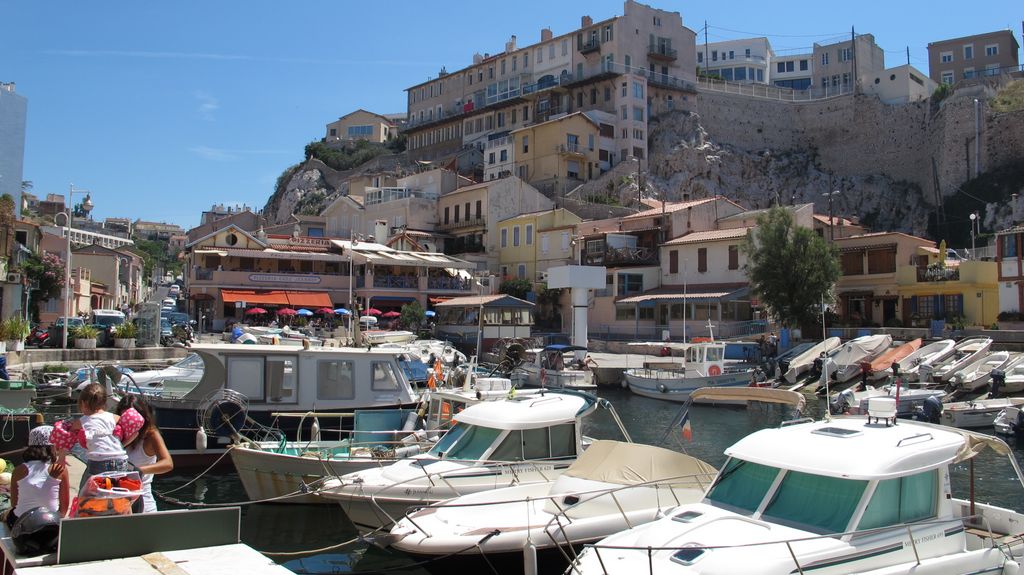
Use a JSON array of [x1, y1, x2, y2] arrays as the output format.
[[396, 542, 588, 575], [625, 370, 752, 403]]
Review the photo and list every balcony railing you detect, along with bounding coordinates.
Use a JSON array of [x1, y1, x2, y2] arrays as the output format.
[[485, 136, 512, 149], [427, 276, 471, 291], [648, 44, 678, 61], [917, 266, 960, 282], [373, 274, 419, 289], [580, 38, 601, 54], [438, 216, 486, 232], [557, 143, 583, 155], [584, 246, 658, 266]]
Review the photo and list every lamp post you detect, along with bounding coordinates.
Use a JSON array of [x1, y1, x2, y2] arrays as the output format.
[[822, 190, 841, 241], [59, 184, 94, 350], [969, 212, 979, 259]]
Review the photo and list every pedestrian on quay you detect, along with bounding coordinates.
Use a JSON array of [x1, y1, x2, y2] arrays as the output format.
[[116, 395, 173, 513]]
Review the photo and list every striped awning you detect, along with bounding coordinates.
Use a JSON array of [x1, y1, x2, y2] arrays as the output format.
[[617, 286, 750, 304]]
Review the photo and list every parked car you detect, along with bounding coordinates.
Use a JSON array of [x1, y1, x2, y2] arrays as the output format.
[[168, 285, 181, 297], [90, 309, 127, 347], [166, 312, 190, 326], [45, 317, 86, 347], [162, 297, 176, 307]]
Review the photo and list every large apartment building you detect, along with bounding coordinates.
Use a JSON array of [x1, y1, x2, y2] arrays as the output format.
[[812, 34, 885, 94], [697, 38, 773, 84], [927, 30, 1021, 85], [402, 1, 698, 175]]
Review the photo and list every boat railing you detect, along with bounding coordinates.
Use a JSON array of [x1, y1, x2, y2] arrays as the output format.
[[396, 469, 719, 540], [572, 513, 1001, 574]]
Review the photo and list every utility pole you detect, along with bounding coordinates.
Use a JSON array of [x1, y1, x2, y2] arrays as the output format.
[[704, 21, 709, 76], [823, 190, 841, 241], [974, 98, 981, 178], [851, 26, 858, 94]]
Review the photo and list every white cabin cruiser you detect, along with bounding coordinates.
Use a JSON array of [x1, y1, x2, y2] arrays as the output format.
[[919, 337, 993, 383], [570, 405, 1024, 575], [387, 441, 717, 573], [831, 334, 893, 383], [317, 389, 625, 531], [625, 342, 752, 402], [512, 345, 596, 390]]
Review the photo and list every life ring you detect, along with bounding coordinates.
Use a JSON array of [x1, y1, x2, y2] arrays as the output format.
[[657, 383, 668, 393], [708, 365, 722, 377], [540, 368, 547, 385]]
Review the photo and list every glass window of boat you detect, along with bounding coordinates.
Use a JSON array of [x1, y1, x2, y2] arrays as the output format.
[[227, 356, 264, 400], [371, 361, 401, 391], [856, 470, 938, 531], [430, 422, 468, 456], [706, 458, 779, 513], [429, 423, 502, 460], [317, 360, 355, 399], [265, 356, 298, 403], [705, 346, 723, 362], [178, 353, 204, 370], [489, 424, 576, 461], [761, 470, 868, 534]]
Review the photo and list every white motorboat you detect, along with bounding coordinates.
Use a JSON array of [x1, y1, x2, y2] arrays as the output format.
[[941, 396, 1024, 429], [117, 353, 205, 395], [231, 380, 524, 504], [781, 337, 841, 384], [363, 330, 419, 345], [831, 334, 893, 383], [891, 338, 956, 382], [316, 389, 626, 531], [375, 339, 466, 366], [625, 341, 753, 403], [949, 351, 1015, 393], [919, 337, 993, 383], [512, 345, 596, 390], [570, 403, 1024, 575], [831, 384, 946, 417], [387, 441, 717, 572]]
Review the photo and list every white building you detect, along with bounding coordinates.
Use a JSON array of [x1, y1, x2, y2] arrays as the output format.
[[0, 83, 27, 217], [697, 38, 773, 84], [771, 53, 814, 90]]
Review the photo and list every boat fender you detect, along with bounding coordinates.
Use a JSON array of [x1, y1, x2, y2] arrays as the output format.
[[195, 426, 208, 453], [658, 383, 667, 393], [311, 418, 322, 443], [393, 445, 421, 458], [522, 541, 538, 575], [401, 411, 419, 432], [401, 430, 427, 445]]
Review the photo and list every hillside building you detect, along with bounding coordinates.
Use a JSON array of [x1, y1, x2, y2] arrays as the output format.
[[928, 30, 1021, 85]]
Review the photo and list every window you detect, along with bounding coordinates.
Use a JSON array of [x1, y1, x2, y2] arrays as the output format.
[[562, 39, 568, 56], [941, 71, 954, 85], [488, 152, 495, 165], [964, 44, 974, 60], [525, 224, 534, 245], [371, 361, 401, 391], [699, 52, 704, 64], [444, 207, 450, 225], [602, 24, 613, 42], [464, 202, 470, 222], [707, 459, 778, 513], [729, 50, 734, 60], [615, 306, 636, 321], [512, 55, 517, 71], [317, 360, 354, 399], [763, 470, 867, 534], [454, 205, 460, 222], [985, 64, 1000, 76], [430, 423, 501, 460], [1001, 234, 1019, 258], [604, 86, 611, 101], [841, 251, 864, 275], [669, 250, 679, 273], [867, 248, 896, 274], [499, 149, 507, 162], [639, 307, 654, 320], [517, 264, 526, 278], [497, 112, 505, 127], [777, 62, 785, 73], [329, 128, 337, 137], [986, 44, 998, 57], [561, 231, 570, 251], [227, 356, 264, 401], [633, 81, 644, 99], [964, 67, 976, 79], [500, 59, 506, 75], [521, 135, 529, 154], [799, 59, 808, 71], [541, 234, 549, 254], [728, 245, 739, 270], [264, 356, 297, 403], [513, 226, 521, 247], [537, 47, 543, 63], [588, 134, 595, 150], [712, 50, 717, 61], [633, 107, 644, 121], [524, 53, 528, 67], [757, 69, 763, 82], [842, 72, 850, 85], [821, 52, 830, 66], [839, 47, 852, 62], [621, 105, 627, 120], [697, 248, 707, 272], [475, 200, 482, 219], [500, 228, 508, 248], [858, 471, 938, 530], [617, 273, 643, 295], [548, 44, 555, 59], [940, 51, 953, 63]]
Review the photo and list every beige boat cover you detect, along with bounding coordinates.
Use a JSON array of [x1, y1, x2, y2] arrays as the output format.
[[690, 386, 806, 412], [563, 440, 717, 487], [953, 430, 1013, 462]]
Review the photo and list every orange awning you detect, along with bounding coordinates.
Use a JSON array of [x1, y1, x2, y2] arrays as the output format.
[[220, 289, 289, 306], [285, 292, 332, 308]]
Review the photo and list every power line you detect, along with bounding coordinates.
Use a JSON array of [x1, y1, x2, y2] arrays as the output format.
[[708, 25, 848, 39]]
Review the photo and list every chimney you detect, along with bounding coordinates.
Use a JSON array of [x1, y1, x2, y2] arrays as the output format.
[[581, 15, 593, 28], [541, 28, 553, 42], [506, 35, 517, 52], [473, 52, 483, 65], [374, 220, 389, 244]]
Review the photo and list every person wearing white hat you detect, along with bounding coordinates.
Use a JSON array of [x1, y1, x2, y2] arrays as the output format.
[[6, 426, 69, 529]]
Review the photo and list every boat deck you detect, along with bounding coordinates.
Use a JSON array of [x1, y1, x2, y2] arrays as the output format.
[[7, 542, 290, 575]]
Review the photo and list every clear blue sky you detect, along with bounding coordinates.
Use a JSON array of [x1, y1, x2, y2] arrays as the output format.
[[2, 1, 1020, 228]]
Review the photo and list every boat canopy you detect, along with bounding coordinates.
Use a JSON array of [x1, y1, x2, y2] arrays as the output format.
[[453, 391, 592, 430], [563, 440, 717, 486], [543, 344, 588, 353]]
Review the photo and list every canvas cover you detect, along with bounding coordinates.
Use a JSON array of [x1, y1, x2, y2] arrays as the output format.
[[689, 387, 806, 412], [563, 440, 716, 487]]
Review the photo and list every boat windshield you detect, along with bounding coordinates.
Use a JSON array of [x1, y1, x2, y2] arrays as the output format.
[[428, 422, 502, 461], [706, 458, 778, 513], [176, 353, 204, 370]]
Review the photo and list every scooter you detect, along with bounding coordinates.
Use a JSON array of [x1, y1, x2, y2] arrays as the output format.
[[27, 325, 50, 347]]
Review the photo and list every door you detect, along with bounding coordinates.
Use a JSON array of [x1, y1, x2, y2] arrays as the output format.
[[883, 299, 897, 324]]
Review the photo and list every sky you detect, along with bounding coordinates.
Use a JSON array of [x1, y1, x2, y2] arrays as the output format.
[[1, 1, 1020, 229]]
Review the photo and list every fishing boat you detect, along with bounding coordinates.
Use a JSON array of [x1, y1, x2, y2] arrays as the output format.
[[919, 336, 992, 383], [123, 343, 419, 463], [511, 345, 596, 390], [862, 338, 921, 380], [569, 402, 1024, 575], [624, 341, 753, 402], [830, 334, 893, 383], [940, 396, 1024, 429], [387, 441, 717, 574], [949, 351, 1017, 393], [889, 338, 956, 383], [230, 380, 530, 505], [316, 389, 628, 532], [781, 337, 841, 384]]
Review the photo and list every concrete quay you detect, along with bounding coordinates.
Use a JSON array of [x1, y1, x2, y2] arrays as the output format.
[[5, 346, 188, 371]]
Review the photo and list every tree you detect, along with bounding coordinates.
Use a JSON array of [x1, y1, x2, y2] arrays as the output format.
[[742, 207, 840, 328], [500, 278, 532, 300], [400, 300, 426, 331], [23, 252, 65, 321]]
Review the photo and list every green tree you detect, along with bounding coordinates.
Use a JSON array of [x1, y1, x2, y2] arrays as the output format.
[[400, 300, 426, 330], [742, 207, 840, 328], [500, 278, 532, 300]]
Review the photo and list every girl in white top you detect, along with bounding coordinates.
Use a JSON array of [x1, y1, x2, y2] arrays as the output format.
[[69, 383, 130, 489], [116, 395, 173, 513], [6, 426, 69, 529]]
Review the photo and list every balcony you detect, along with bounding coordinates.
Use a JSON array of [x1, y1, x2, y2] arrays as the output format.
[[580, 38, 601, 55], [485, 136, 513, 149], [438, 216, 486, 232], [557, 143, 584, 156], [648, 44, 677, 61], [583, 246, 658, 266], [916, 266, 959, 282], [190, 269, 353, 290], [373, 274, 419, 289], [427, 276, 471, 291]]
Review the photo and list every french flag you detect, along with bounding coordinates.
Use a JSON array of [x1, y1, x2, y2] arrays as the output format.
[[680, 411, 693, 442]]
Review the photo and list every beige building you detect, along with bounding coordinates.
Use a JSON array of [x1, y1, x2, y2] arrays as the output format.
[[402, 1, 698, 163], [509, 112, 604, 194], [437, 176, 553, 272], [861, 64, 935, 105], [497, 208, 582, 282], [927, 30, 1021, 85], [325, 109, 396, 143], [812, 34, 885, 95], [834, 232, 934, 326]]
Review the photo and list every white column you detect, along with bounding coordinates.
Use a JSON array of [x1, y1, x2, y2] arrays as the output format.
[[572, 286, 589, 361]]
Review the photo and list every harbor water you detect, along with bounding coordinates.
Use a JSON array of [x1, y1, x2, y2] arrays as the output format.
[[80, 387, 1024, 574]]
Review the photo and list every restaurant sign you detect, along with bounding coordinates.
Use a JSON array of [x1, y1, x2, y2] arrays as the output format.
[[249, 274, 322, 284]]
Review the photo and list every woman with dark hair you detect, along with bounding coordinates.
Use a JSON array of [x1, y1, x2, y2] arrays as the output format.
[[6, 426, 69, 528], [115, 395, 173, 513]]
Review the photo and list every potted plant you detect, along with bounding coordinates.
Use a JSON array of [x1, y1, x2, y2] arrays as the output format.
[[113, 322, 138, 349], [2, 317, 30, 352], [71, 325, 99, 349]]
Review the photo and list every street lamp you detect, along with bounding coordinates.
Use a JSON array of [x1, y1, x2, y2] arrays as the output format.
[[969, 212, 980, 259], [822, 190, 841, 241], [59, 184, 94, 350]]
